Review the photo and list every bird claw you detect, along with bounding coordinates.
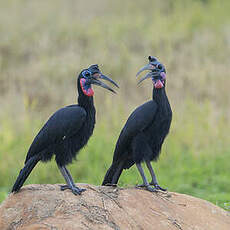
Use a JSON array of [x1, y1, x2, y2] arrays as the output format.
[[136, 184, 146, 188], [136, 184, 157, 192], [60, 185, 86, 195], [136, 183, 166, 192], [146, 185, 157, 192], [60, 185, 69, 191], [71, 187, 86, 195], [150, 182, 167, 191]]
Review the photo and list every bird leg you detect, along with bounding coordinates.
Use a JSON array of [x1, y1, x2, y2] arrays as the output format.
[[146, 161, 166, 191], [58, 165, 86, 195], [60, 166, 75, 186], [136, 163, 157, 192]]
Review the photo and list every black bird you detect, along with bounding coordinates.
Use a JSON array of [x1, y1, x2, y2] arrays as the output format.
[[12, 64, 118, 195], [102, 56, 172, 192]]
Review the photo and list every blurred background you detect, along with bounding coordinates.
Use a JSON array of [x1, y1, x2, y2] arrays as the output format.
[[0, 0, 229, 209]]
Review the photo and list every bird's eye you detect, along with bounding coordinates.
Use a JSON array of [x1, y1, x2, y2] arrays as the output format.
[[157, 64, 163, 70], [82, 70, 91, 78], [85, 71, 90, 76]]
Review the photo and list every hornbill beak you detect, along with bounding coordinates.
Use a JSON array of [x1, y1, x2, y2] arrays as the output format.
[[136, 57, 166, 85], [91, 77, 117, 94], [90, 72, 119, 93], [99, 74, 119, 88], [137, 72, 159, 85], [136, 64, 156, 77]]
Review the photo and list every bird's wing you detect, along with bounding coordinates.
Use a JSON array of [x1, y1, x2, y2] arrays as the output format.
[[113, 100, 158, 162], [25, 105, 86, 162]]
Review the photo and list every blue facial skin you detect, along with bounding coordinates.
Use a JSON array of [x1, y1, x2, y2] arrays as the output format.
[[82, 70, 91, 79], [81, 70, 92, 90]]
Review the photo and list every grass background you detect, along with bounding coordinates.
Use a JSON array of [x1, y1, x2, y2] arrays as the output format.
[[0, 0, 230, 210]]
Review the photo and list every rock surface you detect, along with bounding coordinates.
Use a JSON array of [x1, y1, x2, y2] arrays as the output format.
[[0, 184, 229, 230]]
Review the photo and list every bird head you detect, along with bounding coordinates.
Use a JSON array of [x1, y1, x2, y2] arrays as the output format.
[[136, 56, 166, 89], [78, 64, 119, 96]]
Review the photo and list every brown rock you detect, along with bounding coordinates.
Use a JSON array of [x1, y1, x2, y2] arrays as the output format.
[[0, 184, 229, 230]]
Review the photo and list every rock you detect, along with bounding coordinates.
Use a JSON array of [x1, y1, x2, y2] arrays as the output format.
[[0, 184, 229, 230]]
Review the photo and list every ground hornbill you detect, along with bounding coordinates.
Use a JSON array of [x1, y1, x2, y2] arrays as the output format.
[[12, 64, 118, 195], [102, 56, 172, 192]]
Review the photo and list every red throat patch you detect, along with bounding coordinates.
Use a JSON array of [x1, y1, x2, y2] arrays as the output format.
[[154, 80, 164, 89], [80, 79, 94, 96]]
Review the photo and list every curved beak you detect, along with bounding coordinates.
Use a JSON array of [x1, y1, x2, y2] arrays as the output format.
[[99, 74, 119, 88], [137, 72, 159, 85], [136, 63, 159, 84], [136, 64, 155, 77], [91, 78, 116, 94]]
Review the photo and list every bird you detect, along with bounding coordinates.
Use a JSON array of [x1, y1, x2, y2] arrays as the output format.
[[102, 56, 172, 192], [11, 64, 119, 195]]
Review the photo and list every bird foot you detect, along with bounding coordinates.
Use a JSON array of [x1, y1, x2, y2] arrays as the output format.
[[136, 184, 157, 192], [146, 185, 157, 192], [149, 182, 167, 191], [136, 183, 146, 188], [60, 185, 86, 195]]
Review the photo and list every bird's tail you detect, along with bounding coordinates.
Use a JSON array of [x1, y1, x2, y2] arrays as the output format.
[[102, 161, 124, 186], [11, 155, 40, 193]]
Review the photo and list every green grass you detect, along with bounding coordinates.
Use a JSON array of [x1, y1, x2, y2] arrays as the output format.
[[0, 0, 230, 211]]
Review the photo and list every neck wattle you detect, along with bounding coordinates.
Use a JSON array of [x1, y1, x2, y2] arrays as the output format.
[[80, 78, 94, 97], [77, 81, 95, 111], [77, 81, 96, 136]]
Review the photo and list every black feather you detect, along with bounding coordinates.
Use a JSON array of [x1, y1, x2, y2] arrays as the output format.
[[102, 86, 172, 185], [11, 70, 96, 193]]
